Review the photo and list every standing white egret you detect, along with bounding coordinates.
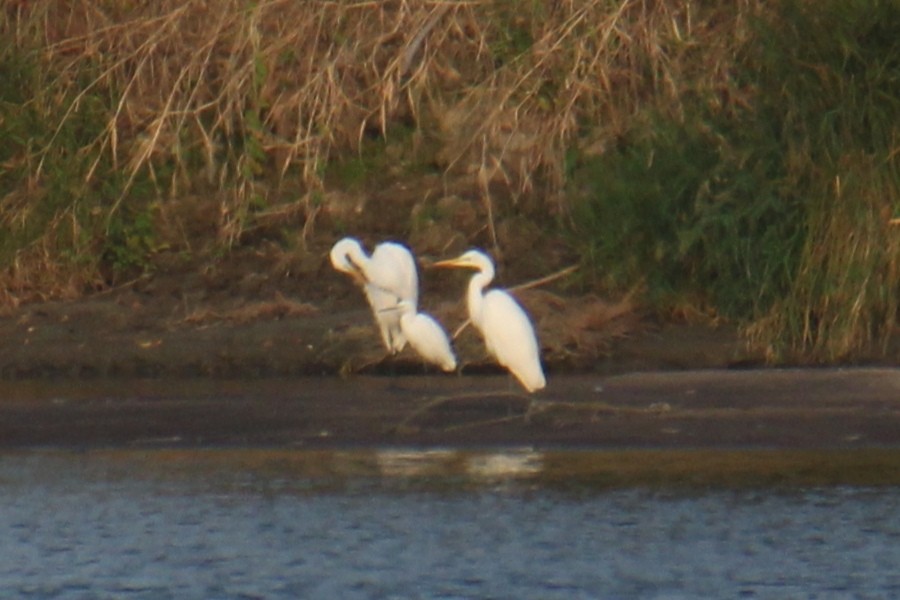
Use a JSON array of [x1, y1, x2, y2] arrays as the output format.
[[388, 300, 457, 372], [330, 237, 418, 354], [434, 249, 546, 392]]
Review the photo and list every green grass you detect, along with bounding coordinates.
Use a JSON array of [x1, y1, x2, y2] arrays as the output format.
[[570, 114, 804, 318], [0, 43, 161, 286], [571, 0, 899, 359]]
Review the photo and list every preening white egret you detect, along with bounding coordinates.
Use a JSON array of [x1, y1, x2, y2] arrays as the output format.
[[330, 237, 418, 353], [388, 300, 457, 372], [434, 249, 546, 392]]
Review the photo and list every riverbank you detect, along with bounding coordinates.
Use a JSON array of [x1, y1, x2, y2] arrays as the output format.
[[2, 238, 898, 453]]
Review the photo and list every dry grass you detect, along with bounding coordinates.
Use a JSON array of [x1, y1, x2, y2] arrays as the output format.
[[2, 0, 757, 305], [0, 237, 105, 307], [5, 0, 757, 222]]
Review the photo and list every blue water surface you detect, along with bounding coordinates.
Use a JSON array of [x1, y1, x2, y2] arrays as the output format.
[[1, 451, 898, 599]]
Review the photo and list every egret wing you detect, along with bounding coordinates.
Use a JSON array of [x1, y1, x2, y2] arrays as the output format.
[[401, 312, 457, 372], [369, 243, 419, 306], [481, 290, 546, 391]]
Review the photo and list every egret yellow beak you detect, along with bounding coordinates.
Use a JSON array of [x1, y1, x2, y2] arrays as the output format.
[[432, 257, 470, 269], [340, 261, 368, 285], [346, 270, 367, 286]]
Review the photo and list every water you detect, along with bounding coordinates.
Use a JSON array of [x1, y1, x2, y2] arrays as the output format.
[[2, 450, 899, 599]]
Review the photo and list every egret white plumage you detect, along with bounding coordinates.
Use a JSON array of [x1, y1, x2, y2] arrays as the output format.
[[434, 249, 546, 392], [388, 300, 457, 372], [330, 237, 418, 353]]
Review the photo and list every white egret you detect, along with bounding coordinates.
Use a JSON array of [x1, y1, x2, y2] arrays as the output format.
[[434, 249, 546, 392], [330, 237, 418, 353], [389, 300, 457, 372]]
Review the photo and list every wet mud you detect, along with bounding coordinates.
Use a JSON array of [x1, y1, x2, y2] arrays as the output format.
[[1, 370, 898, 451]]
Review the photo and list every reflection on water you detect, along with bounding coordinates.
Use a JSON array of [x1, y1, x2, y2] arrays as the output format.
[[375, 448, 543, 481], [2, 449, 899, 599]]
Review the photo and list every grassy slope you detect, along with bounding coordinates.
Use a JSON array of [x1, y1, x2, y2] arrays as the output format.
[[0, 0, 897, 362]]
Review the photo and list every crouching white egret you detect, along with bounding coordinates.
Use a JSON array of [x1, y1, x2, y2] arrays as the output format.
[[330, 237, 418, 354], [387, 300, 457, 372], [434, 249, 546, 392]]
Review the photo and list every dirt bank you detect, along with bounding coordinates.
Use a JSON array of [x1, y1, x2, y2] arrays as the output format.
[[1, 233, 898, 453], [0, 290, 754, 379], [0, 223, 766, 380]]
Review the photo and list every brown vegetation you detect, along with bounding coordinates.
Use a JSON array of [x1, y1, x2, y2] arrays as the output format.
[[1, 0, 756, 269]]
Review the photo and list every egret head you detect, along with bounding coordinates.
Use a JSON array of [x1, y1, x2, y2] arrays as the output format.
[[330, 237, 367, 284]]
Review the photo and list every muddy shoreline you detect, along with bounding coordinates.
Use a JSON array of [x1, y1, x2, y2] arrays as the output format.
[[2, 370, 898, 451]]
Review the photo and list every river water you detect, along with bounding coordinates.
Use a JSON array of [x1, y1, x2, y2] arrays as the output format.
[[1, 449, 898, 599]]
